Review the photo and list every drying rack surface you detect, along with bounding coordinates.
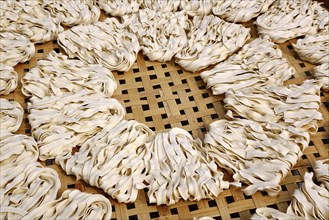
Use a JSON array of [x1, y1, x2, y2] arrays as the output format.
[[1, 16, 329, 220]]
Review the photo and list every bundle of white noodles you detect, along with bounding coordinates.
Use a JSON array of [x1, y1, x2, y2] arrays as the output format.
[[144, 128, 230, 205], [21, 51, 117, 99], [123, 9, 190, 62], [57, 120, 154, 203], [252, 171, 329, 219], [141, 0, 180, 12], [0, 131, 39, 170], [224, 80, 323, 134], [0, 162, 61, 220], [313, 63, 329, 91], [58, 18, 140, 72], [201, 36, 294, 94], [97, 0, 140, 16], [27, 90, 125, 160], [255, 0, 329, 43], [42, 0, 100, 26], [314, 159, 329, 190], [287, 172, 329, 220], [293, 27, 329, 64], [204, 119, 310, 196], [0, 32, 35, 67], [0, 1, 62, 43], [175, 15, 250, 72], [180, 0, 215, 17], [0, 99, 24, 133], [22, 190, 112, 220], [213, 0, 275, 23], [0, 66, 18, 95], [0, 131, 60, 219]]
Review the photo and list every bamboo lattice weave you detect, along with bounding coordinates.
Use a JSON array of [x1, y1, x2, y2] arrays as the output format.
[[1, 15, 328, 220]]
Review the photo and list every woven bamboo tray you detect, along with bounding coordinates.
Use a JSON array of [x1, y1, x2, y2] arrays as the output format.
[[1, 14, 328, 220]]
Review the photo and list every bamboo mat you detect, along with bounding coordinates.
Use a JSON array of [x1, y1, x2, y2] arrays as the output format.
[[1, 17, 328, 220]]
